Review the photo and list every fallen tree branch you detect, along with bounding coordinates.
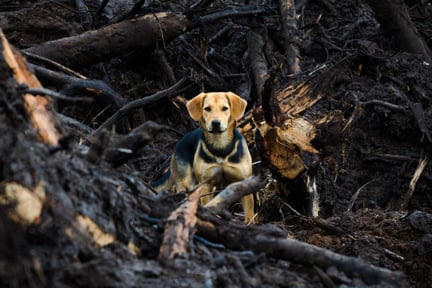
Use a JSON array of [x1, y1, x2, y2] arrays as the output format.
[[0, 29, 61, 145], [92, 77, 188, 137], [205, 176, 262, 213], [30, 64, 128, 111], [22, 51, 87, 79], [158, 186, 203, 263], [24, 12, 188, 68], [22, 87, 92, 102]]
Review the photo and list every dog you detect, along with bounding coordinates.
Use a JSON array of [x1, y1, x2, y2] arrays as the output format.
[[152, 92, 254, 223]]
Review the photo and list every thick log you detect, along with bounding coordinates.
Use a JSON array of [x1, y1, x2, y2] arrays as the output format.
[[0, 29, 61, 145], [24, 12, 188, 68]]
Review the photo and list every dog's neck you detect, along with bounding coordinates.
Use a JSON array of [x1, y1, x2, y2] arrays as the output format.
[[200, 120, 237, 157]]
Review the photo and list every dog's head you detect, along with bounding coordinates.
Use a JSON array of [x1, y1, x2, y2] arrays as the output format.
[[186, 92, 247, 133]]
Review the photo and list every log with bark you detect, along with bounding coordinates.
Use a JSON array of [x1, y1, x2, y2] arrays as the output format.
[[24, 12, 188, 68]]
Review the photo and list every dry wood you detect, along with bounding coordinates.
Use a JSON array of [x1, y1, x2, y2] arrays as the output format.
[[401, 155, 429, 210], [0, 29, 61, 146], [158, 186, 203, 262], [24, 12, 188, 68]]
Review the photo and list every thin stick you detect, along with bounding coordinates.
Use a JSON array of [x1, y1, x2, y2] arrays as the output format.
[[347, 180, 375, 212], [22, 51, 87, 79], [24, 87, 92, 102], [92, 77, 187, 137], [401, 155, 429, 210]]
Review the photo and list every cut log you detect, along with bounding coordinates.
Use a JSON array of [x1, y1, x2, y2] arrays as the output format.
[[24, 12, 188, 68], [0, 29, 61, 145]]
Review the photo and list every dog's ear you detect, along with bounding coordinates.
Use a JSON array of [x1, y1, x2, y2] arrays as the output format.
[[186, 92, 206, 121], [226, 92, 247, 120]]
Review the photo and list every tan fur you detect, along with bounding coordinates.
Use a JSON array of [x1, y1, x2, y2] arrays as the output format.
[[155, 92, 254, 223]]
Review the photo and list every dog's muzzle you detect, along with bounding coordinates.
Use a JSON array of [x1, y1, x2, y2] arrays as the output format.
[[208, 120, 225, 133]]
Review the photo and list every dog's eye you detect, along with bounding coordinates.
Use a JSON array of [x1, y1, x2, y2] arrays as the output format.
[[204, 107, 211, 112], [222, 107, 229, 111]]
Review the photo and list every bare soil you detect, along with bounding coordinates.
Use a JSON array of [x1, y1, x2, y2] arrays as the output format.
[[1, 0, 432, 287]]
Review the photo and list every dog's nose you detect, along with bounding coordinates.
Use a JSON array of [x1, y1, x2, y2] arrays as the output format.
[[211, 120, 221, 129]]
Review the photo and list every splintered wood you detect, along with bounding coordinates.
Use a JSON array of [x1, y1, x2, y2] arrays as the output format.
[[0, 29, 61, 145], [158, 186, 203, 263]]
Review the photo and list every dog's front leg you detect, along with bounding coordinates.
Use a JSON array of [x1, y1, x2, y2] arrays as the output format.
[[241, 194, 255, 224], [195, 165, 221, 206]]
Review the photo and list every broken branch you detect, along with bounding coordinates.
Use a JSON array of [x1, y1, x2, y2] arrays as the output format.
[[205, 177, 262, 213], [0, 29, 61, 145], [158, 186, 203, 262]]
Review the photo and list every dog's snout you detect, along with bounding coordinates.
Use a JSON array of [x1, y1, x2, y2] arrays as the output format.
[[211, 120, 221, 128]]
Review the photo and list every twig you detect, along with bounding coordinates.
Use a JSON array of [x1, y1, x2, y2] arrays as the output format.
[[401, 155, 429, 210], [92, 77, 188, 137], [23, 87, 92, 102], [360, 99, 406, 112], [22, 51, 87, 79], [190, 5, 275, 28], [347, 180, 375, 212]]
